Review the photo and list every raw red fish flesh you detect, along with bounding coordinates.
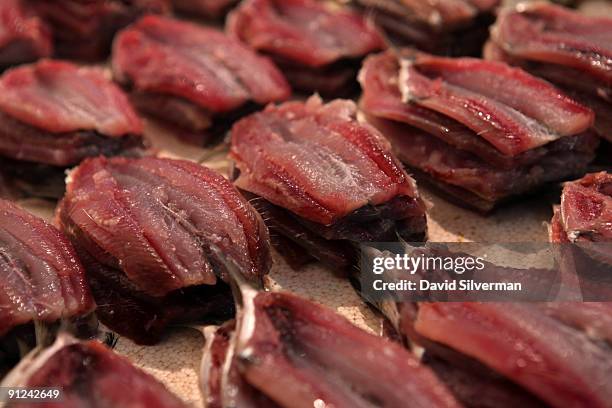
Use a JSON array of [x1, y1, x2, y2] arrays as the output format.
[[230, 95, 426, 269], [551, 172, 612, 287], [413, 302, 612, 408], [0, 199, 94, 337], [57, 156, 271, 344], [172, 0, 237, 18], [360, 50, 599, 212], [0, 61, 141, 138], [402, 53, 593, 150], [30, 0, 170, 61], [0, 0, 52, 68], [0, 60, 144, 198], [227, 0, 384, 95], [421, 352, 545, 408], [112, 15, 290, 143], [200, 290, 461, 408], [200, 320, 278, 408], [353, 0, 499, 56], [485, 3, 612, 143], [553, 172, 612, 243], [1, 334, 188, 408], [354, 244, 611, 407]]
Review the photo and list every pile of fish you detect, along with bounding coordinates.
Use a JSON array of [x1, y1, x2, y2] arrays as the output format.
[[230, 96, 427, 270], [353, 0, 499, 56], [551, 171, 612, 300], [200, 289, 461, 408], [0, 0, 51, 68], [227, 0, 384, 95], [485, 3, 612, 143], [0, 199, 95, 373], [1, 334, 188, 408], [0, 0, 611, 406], [56, 156, 271, 344], [358, 170, 612, 407], [29, 0, 170, 61], [112, 15, 291, 144], [359, 50, 599, 211], [0, 60, 144, 198], [551, 172, 612, 244], [0, 199, 95, 335], [402, 302, 612, 408]]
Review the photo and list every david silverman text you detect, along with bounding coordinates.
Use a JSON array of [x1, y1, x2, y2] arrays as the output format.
[[373, 279, 522, 291]]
